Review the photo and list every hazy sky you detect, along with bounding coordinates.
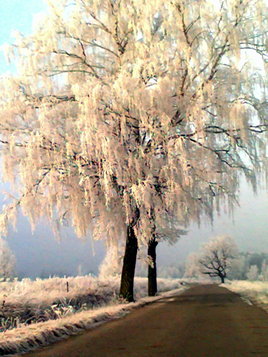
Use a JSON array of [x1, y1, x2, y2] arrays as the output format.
[[0, 0, 47, 74], [0, 1, 267, 278], [0, 0, 106, 278]]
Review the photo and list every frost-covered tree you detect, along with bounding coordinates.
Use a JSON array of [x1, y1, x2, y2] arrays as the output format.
[[260, 261, 268, 281], [246, 264, 259, 281], [184, 252, 202, 279], [0, 238, 16, 280], [0, 0, 267, 300], [228, 254, 247, 280], [99, 242, 124, 278], [192, 235, 238, 283]]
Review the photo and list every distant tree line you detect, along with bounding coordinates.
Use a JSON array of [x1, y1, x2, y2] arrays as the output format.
[[230, 252, 268, 281], [184, 237, 268, 283]]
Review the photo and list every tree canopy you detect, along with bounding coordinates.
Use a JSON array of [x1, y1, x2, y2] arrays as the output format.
[[199, 235, 238, 283], [185, 235, 238, 283], [0, 0, 267, 266]]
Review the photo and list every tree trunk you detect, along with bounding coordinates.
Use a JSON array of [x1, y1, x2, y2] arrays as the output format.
[[119, 224, 138, 302], [148, 238, 158, 296], [220, 274, 225, 283]]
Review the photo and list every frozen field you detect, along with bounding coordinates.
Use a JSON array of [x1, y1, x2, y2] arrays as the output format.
[[0, 275, 187, 355], [0, 275, 183, 330], [225, 281, 268, 309]]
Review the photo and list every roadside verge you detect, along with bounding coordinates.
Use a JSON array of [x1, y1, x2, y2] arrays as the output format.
[[0, 287, 188, 356]]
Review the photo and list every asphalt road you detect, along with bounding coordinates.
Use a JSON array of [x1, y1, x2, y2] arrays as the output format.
[[26, 284, 268, 357]]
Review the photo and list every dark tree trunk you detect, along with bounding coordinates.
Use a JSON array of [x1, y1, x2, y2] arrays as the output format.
[[148, 238, 158, 296], [119, 224, 138, 302], [219, 274, 225, 283]]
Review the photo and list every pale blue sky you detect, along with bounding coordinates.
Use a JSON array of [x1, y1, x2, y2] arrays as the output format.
[[0, 1, 105, 278], [0, 0, 46, 73]]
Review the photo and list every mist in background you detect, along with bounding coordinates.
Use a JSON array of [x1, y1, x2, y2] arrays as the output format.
[[1, 178, 266, 278]]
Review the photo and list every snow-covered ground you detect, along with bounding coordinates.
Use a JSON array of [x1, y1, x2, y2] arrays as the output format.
[[0, 275, 188, 356], [0, 275, 183, 307], [225, 280, 268, 308]]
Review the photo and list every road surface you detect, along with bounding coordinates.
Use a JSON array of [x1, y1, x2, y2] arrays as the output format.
[[26, 284, 268, 357]]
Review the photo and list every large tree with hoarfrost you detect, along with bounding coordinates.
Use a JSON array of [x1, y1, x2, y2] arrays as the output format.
[[0, 0, 267, 300]]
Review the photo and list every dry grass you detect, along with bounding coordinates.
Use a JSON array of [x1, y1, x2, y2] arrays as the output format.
[[0, 275, 115, 306], [0, 275, 118, 333], [0, 276, 187, 356], [0, 276, 182, 333], [0, 275, 181, 307], [225, 280, 268, 312]]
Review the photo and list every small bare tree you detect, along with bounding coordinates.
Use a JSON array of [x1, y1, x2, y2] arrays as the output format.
[[198, 236, 238, 283]]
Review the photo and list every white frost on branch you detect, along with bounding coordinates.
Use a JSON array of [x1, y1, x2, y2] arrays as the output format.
[[0, 0, 267, 250], [185, 235, 238, 283]]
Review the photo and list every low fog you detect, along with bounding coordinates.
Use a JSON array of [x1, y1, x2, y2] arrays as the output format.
[[2, 178, 267, 279]]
